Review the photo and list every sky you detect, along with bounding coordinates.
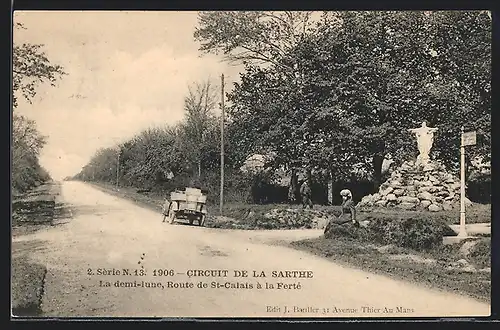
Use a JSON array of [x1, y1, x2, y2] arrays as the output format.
[[13, 11, 244, 180]]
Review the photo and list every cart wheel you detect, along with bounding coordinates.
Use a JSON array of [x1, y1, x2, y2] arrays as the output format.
[[199, 215, 206, 227], [168, 210, 176, 224], [163, 201, 172, 223]]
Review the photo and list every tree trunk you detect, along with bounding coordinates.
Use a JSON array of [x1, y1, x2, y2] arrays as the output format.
[[288, 168, 298, 204], [306, 167, 312, 183], [198, 160, 201, 177], [327, 169, 333, 205], [372, 154, 384, 192]]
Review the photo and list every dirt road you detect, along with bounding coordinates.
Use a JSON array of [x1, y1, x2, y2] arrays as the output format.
[[12, 181, 490, 318]]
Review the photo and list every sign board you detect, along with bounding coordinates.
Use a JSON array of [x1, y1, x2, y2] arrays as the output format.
[[462, 131, 477, 146]]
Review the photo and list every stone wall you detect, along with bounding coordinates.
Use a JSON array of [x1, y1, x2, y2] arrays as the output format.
[[358, 160, 472, 212]]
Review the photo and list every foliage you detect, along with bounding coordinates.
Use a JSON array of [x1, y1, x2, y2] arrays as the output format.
[[77, 11, 491, 206], [368, 216, 451, 251], [13, 23, 66, 109], [12, 115, 51, 193], [194, 11, 317, 70], [181, 79, 220, 176], [12, 23, 66, 193], [467, 171, 491, 203], [468, 238, 491, 268], [11, 255, 46, 316], [249, 171, 288, 204], [325, 214, 452, 251], [291, 236, 490, 302], [75, 127, 183, 190], [324, 222, 372, 241], [73, 78, 234, 201], [224, 11, 491, 184]]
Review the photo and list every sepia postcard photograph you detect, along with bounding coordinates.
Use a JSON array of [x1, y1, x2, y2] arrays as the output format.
[[11, 10, 492, 319]]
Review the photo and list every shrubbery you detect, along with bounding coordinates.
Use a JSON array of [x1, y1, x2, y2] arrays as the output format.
[[12, 115, 51, 194], [324, 214, 456, 251], [467, 172, 491, 204], [468, 238, 491, 268], [368, 216, 452, 251], [324, 222, 371, 241]]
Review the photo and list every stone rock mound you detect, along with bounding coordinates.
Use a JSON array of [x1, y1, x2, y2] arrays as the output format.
[[262, 208, 334, 229], [358, 159, 471, 212]]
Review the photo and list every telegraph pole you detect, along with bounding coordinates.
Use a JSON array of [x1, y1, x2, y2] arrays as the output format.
[[116, 148, 120, 189], [459, 126, 466, 237], [220, 74, 225, 215]]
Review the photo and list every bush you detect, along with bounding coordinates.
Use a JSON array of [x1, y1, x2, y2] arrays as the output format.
[[324, 222, 371, 241], [366, 216, 451, 251], [468, 238, 491, 268], [11, 255, 46, 316], [467, 172, 491, 204], [324, 214, 454, 252]]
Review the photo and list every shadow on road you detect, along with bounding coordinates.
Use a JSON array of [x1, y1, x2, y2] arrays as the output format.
[[65, 203, 127, 218], [12, 239, 49, 258], [171, 221, 202, 227]]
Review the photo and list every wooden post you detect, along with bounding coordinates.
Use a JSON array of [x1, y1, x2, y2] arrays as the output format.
[[458, 126, 467, 237], [220, 74, 225, 215]]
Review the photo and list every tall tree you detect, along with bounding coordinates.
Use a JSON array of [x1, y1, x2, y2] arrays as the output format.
[[194, 11, 316, 72], [12, 22, 66, 192], [226, 10, 491, 196], [12, 114, 48, 192], [182, 79, 219, 177], [13, 23, 66, 109]]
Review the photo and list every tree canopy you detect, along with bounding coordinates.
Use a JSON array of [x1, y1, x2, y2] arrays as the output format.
[[222, 11, 491, 180], [12, 23, 67, 193], [76, 11, 491, 204], [13, 23, 66, 109]]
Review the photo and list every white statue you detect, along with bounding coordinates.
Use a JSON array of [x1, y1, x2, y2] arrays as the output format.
[[408, 121, 438, 165]]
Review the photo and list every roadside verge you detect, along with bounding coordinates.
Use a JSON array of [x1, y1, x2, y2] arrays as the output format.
[[11, 181, 62, 317]]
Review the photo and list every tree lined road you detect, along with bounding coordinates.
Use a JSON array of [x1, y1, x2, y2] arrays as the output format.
[[12, 181, 490, 318]]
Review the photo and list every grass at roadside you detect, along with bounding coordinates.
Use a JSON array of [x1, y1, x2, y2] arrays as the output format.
[[12, 181, 62, 235], [89, 182, 166, 217], [88, 181, 339, 229], [11, 182, 61, 317], [86, 181, 490, 229], [357, 204, 491, 225], [290, 236, 491, 303], [11, 255, 47, 316]]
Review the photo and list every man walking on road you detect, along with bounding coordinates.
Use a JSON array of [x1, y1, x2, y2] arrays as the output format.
[[300, 179, 313, 209]]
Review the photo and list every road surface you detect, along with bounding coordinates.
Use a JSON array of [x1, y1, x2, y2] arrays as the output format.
[[12, 181, 490, 318]]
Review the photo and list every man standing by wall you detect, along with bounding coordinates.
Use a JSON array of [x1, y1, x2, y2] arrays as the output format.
[[300, 179, 313, 209]]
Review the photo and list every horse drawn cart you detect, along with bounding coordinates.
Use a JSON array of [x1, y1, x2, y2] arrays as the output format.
[[162, 188, 207, 226]]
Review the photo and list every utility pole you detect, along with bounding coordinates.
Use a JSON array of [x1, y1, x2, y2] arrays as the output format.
[[116, 148, 121, 189], [459, 126, 466, 237], [220, 74, 225, 215]]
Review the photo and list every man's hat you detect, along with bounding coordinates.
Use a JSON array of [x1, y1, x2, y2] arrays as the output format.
[[340, 189, 352, 198]]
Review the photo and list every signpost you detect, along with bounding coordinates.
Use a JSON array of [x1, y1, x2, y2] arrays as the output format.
[[458, 126, 476, 237]]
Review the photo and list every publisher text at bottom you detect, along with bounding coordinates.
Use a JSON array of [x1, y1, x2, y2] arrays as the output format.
[[266, 305, 416, 315]]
